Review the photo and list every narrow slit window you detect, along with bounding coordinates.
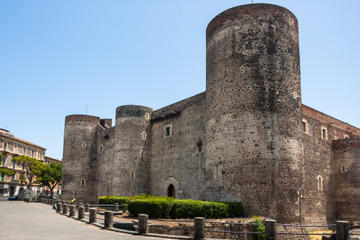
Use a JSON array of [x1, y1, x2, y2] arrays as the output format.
[[302, 119, 308, 133], [165, 126, 171, 136], [321, 127, 328, 140]]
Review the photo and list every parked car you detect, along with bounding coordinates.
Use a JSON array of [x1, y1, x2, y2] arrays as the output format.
[[8, 196, 18, 201]]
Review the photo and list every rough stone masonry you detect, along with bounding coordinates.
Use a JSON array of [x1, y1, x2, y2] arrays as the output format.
[[61, 4, 360, 224]]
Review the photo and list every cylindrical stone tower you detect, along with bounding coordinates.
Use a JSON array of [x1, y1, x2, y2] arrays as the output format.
[[333, 139, 360, 221], [62, 115, 99, 202], [205, 4, 303, 222], [113, 105, 153, 196]]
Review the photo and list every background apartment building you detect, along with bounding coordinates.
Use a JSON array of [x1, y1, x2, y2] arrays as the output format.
[[0, 128, 60, 199]]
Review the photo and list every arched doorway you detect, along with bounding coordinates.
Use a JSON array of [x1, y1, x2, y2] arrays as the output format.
[[167, 184, 175, 198]]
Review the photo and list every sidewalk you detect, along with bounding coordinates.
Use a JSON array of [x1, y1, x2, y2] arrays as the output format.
[[0, 201, 172, 240]]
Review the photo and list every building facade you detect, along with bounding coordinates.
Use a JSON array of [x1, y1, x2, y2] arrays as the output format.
[[61, 4, 360, 224], [0, 129, 60, 199]]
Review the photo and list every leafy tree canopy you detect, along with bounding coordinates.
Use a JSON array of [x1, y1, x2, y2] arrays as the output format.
[[12, 155, 44, 188], [37, 162, 62, 195], [0, 153, 15, 176], [0, 167, 15, 176]]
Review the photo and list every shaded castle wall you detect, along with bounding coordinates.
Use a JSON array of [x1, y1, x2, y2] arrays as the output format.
[[205, 4, 303, 223], [301, 113, 335, 225], [113, 105, 153, 196], [62, 115, 99, 202], [95, 126, 115, 197], [149, 93, 206, 199], [333, 139, 360, 221]]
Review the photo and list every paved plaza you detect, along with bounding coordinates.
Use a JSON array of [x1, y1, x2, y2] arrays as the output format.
[[0, 201, 171, 240]]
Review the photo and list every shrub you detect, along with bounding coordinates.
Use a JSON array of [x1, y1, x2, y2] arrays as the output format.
[[98, 196, 129, 205], [128, 198, 174, 218], [99, 195, 244, 219], [252, 216, 265, 240]]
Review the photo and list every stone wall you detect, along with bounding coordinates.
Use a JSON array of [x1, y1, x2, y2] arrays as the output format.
[[113, 105, 153, 196], [301, 113, 335, 225], [95, 126, 115, 197], [60, 3, 360, 224], [149, 93, 206, 199], [333, 139, 360, 221], [205, 4, 303, 223], [62, 115, 99, 202]]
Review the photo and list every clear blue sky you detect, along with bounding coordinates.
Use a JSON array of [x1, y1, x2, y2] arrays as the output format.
[[1, 0, 359, 160]]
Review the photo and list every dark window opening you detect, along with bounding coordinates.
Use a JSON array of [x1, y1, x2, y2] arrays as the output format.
[[166, 127, 171, 136], [167, 184, 175, 198], [104, 135, 109, 140], [197, 138, 203, 152], [322, 129, 327, 139], [81, 179, 85, 186], [131, 171, 134, 179], [100, 119, 105, 128]]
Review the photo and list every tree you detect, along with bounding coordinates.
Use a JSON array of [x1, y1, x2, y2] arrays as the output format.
[[0, 153, 15, 177], [12, 155, 43, 189], [37, 162, 62, 197]]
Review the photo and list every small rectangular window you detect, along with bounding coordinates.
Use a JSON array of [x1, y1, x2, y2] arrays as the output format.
[[301, 119, 308, 133], [321, 127, 328, 140], [166, 127, 171, 136]]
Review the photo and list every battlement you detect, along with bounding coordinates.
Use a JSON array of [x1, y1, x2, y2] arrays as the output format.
[[206, 4, 298, 39], [333, 139, 360, 151], [65, 114, 100, 124], [116, 105, 152, 119]]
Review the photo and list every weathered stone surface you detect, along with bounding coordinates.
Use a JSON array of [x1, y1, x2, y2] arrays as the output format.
[[61, 3, 360, 224]]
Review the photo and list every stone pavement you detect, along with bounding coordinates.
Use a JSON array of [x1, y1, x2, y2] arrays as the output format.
[[0, 201, 172, 240]]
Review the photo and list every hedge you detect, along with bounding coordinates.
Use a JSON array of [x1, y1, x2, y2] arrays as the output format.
[[98, 196, 129, 205], [98, 195, 244, 219]]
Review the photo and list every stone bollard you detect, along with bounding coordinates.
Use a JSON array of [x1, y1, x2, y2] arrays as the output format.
[[114, 203, 119, 212], [56, 202, 62, 213], [194, 217, 205, 240], [85, 203, 90, 212], [336, 221, 349, 240], [138, 214, 148, 235], [89, 208, 97, 224], [69, 205, 75, 217], [104, 211, 114, 229], [265, 220, 277, 240], [78, 206, 85, 220], [62, 203, 68, 215]]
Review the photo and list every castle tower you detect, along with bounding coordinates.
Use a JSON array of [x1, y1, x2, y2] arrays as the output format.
[[62, 115, 99, 202], [205, 4, 303, 222], [333, 139, 360, 221], [112, 105, 153, 196]]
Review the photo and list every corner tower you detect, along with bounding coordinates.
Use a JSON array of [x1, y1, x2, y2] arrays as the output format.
[[205, 4, 303, 222], [62, 115, 99, 202], [113, 105, 153, 196]]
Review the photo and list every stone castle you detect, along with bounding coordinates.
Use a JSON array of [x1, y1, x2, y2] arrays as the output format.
[[62, 4, 360, 224]]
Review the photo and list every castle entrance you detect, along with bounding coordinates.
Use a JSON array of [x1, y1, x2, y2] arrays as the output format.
[[167, 184, 175, 198]]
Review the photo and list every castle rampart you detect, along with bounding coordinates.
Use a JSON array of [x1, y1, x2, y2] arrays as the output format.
[[61, 4, 360, 224], [333, 139, 360, 221], [205, 4, 303, 222]]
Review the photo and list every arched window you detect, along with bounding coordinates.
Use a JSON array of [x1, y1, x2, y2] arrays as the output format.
[[316, 175, 323, 192], [167, 184, 175, 198]]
